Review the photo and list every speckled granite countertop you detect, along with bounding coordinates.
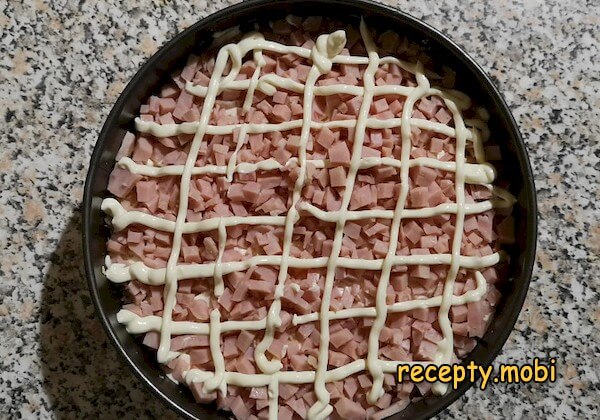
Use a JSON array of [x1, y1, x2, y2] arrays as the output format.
[[1, 0, 598, 418]]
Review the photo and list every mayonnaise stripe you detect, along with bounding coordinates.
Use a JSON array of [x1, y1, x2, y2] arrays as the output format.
[[430, 93, 470, 395], [105, 252, 505, 284], [155, 31, 234, 365], [213, 219, 226, 297], [309, 20, 379, 419], [184, 358, 430, 390], [253, 32, 327, 383], [135, 115, 475, 140], [117, 155, 497, 184], [102, 190, 513, 235], [366, 62, 429, 403], [116, 271, 487, 333]]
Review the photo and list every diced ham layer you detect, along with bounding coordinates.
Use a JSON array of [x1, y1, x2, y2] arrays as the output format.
[[106, 16, 510, 420]]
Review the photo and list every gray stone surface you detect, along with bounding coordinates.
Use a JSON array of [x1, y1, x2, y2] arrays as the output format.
[[0, 0, 597, 418]]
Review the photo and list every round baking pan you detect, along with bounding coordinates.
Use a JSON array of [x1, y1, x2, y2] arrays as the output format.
[[83, 0, 537, 418]]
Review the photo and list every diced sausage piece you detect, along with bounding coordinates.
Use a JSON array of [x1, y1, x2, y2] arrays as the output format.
[[325, 188, 341, 211], [349, 185, 374, 210], [171, 334, 209, 351], [272, 147, 292, 165], [412, 166, 437, 186], [316, 126, 336, 149], [160, 85, 179, 98], [373, 239, 389, 257], [127, 230, 143, 244], [189, 299, 209, 321], [417, 97, 437, 118], [403, 221, 424, 244], [290, 354, 309, 370], [343, 377, 359, 399], [182, 245, 201, 263], [227, 184, 244, 202], [363, 222, 387, 237], [330, 328, 354, 349], [346, 96, 363, 115], [328, 141, 351, 165], [334, 397, 367, 418], [376, 110, 395, 120], [287, 398, 307, 418], [159, 98, 177, 114], [249, 109, 268, 124], [235, 357, 256, 374], [136, 180, 157, 203], [281, 294, 311, 314], [108, 167, 142, 198], [142, 331, 160, 349], [248, 280, 272, 295], [230, 301, 255, 319], [230, 395, 250, 420], [358, 374, 372, 389], [279, 384, 300, 401], [329, 350, 351, 367], [222, 336, 239, 358], [297, 323, 314, 339], [278, 406, 294, 420], [375, 392, 393, 410], [467, 231, 483, 245], [464, 215, 478, 232], [343, 222, 361, 240], [415, 339, 437, 360], [271, 104, 292, 123], [116, 132, 136, 160], [295, 64, 311, 82], [256, 99, 273, 115], [486, 285, 502, 306], [329, 166, 346, 188], [434, 107, 452, 124], [316, 169, 329, 188], [212, 143, 229, 156], [148, 96, 160, 115], [267, 337, 286, 359], [411, 307, 432, 322], [190, 381, 217, 403], [180, 55, 199, 81], [173, 90, 194, 120], [409, 186, 429, 208], [255, 267, 278, 283], [419, 235, 436, 248], [290, 102, 303, 116], [249, 387, 268, 400], [467, 300, 488, 337], [218, 288, 234, 312], [452, 322, 470, 336], [409, 265, 430, 279], [361, 146, 381, 158], [242, 182, 262, 203], [371, 97, 389, 114], [236, 330, 255, 352], [182, 107, 200, 122], [272, 91, 288, 104]]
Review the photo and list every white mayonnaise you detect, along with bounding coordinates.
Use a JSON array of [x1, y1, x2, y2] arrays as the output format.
[[102, 17, 515, 419]]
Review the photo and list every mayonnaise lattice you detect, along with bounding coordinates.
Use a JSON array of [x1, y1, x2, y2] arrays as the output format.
[[102, 18, 515, 420]]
